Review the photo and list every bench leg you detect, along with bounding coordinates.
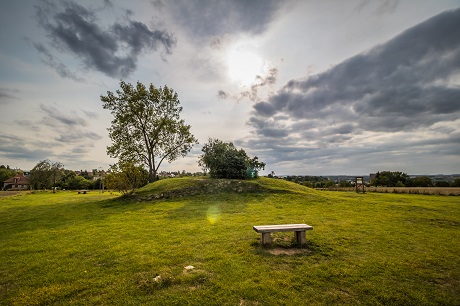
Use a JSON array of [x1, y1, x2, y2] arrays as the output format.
[[261, 232, 272, 245], [295, 231, 306, 245]]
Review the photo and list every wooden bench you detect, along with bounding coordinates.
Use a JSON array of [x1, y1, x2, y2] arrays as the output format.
[[253, 224, 313, 245], [77, 190, 88, 194]]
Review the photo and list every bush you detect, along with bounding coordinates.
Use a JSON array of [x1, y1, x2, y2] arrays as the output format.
[[198, 138, 265, 179], [105, 162, 148, 195]]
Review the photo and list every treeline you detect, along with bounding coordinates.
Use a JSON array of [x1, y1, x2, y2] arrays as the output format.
[[30, 160, 104, 190], [279, 172, 460, 188], [371, 171, 460, 187], [281, 176, 351, 188]]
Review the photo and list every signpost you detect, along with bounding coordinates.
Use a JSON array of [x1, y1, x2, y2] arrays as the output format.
[[355, 177, 365, 193]]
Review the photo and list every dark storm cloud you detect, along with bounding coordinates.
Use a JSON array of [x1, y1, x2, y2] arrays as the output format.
[[35, 0, 176, 78], [253, 8, 460, 131], [166, 0, 285, 39], [245, 8, 460, 169]]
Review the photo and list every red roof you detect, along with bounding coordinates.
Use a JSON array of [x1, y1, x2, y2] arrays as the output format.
[[3, 174, 30, 185]]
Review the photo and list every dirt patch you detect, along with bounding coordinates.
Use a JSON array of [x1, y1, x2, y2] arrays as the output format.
[[267, 248, 311, 256], [0, 191, 27, 198]]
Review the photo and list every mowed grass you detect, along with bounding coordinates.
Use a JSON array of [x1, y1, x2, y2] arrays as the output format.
[[0, 178, 459, 305]]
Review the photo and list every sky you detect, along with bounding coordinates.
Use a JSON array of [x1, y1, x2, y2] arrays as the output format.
[[1, 0, 460, 176]]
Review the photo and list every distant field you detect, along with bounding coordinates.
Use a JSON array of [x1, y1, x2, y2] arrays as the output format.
[[325, 186, 460, 195], [1, 178, 459, 305]]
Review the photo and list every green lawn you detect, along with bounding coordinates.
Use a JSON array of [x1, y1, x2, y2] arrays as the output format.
[[1, 178, 459, 305]]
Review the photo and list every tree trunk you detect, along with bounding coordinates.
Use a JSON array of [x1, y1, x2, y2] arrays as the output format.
[[149, 167, 157, 183]]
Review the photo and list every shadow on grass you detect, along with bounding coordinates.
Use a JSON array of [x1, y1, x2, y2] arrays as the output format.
[[0, 195, 155, 237], [251, 238, 334, 258]]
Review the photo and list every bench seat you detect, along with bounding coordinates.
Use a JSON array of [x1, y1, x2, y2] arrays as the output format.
[[253, 223, 313, 245]]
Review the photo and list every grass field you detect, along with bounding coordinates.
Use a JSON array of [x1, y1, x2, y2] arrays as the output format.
[[1, 178, 459, 305]]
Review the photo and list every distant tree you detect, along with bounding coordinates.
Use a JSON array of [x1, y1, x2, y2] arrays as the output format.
[[324, 180, 336, 188], [104, 161, 148, 195], [435, 181, 450, 187], [452, 178, 460, 187], [371, 171, 409, 187], [0, 165, 16, 184], [407, 176, 433, 187], [339, 180, 353, 187], [198, 138, 265, 179], [80, 170, 91, 180], [92, 178, 103, 190], [67, 175, 92, 190], [101, 81, 198, 182], [50, 162, 65, 188], [30, 160, 64, 190]]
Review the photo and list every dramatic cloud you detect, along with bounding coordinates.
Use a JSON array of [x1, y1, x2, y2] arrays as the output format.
[[245, 8, 460, 171], [35, 0, 176, 78], [237, 67, 278, 102], [162, 0, 285, 39], [38, 104, 102, 143], [40, 104, 88, 127], [33, 42, 84, 82], [355, 0, 400, 15], [218, 67, 279, 102], [0, 134, 53, 162]]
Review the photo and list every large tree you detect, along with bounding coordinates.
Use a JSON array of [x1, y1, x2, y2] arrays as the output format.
[[101, 81, 198, 182]]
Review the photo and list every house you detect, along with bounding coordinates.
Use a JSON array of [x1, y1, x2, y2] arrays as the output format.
[[3, 174, 31, 191]]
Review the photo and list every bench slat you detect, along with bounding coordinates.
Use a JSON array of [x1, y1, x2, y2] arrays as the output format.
[[253, 223, 313, 233]]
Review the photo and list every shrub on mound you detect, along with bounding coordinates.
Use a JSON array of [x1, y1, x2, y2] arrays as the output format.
[[198, 138, 265, 179]]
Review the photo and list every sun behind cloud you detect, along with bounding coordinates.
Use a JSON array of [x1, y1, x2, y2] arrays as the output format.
[[227, 44, 265, 85]]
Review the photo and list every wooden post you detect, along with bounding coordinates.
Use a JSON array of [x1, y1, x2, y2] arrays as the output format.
[[261, 232, 272, 245], [294, 231, 306, 245]]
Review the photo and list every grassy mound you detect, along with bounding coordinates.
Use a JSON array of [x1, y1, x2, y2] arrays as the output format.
[[135, 177, 320, 200]]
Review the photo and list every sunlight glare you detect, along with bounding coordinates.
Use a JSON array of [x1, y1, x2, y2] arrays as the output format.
[[206, 205, 222, 224], [227, 46, 264, 85]]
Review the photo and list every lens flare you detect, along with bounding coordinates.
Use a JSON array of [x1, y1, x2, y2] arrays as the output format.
[[206, 205, 222, 224]]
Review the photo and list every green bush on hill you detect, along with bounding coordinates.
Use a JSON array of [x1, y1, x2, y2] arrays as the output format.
[[198, 138, 265, 179]]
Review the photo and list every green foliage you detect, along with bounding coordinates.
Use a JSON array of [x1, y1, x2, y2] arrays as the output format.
[[30, 160, 65, 189], [452, 178, 460, 187], [370, 171, 409, 187], [0, 165, 16, 184], [62, 174, 92, 190], [198, 138, 265, 179], [407, 176, 433, 187], [435, 181, 451, 187], [101, 81, 198, 182], [105, 161, 148, 195], [338, 180, 353, 187], [324, 180, 336, 188]]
